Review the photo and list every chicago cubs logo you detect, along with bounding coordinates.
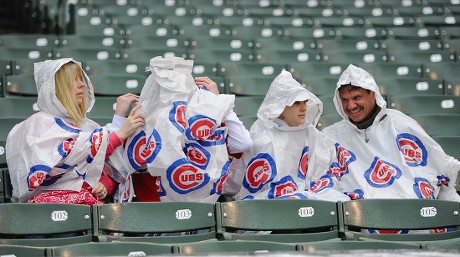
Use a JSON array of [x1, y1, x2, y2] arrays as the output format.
[[54, 117, 81, 133], [396, 133, 427, 167], [27, 165, 51, 190], [166, 158, 210, 194], [169, 101, 187, 133], [243, 153, 277, 193], [58, 138, 77, 157], [127, 129, 162, 170], [196, 129, 226, 147], [298, 146, 308, 180], [184, 143, 211, 170], [345, 189, 365, 200], [86, 128, 104, 163], [268, 176, 298, 199], [187, 115, 216, 140], [413, 177, 435, 199], [329, 143, 356, 179], [210, 161, 230, 195], [437, 175, 450, 186], [309, 174, 334, 193], [364, 157, 402, 188]]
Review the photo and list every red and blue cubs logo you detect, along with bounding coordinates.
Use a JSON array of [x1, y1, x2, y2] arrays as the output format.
[[368, 229, 409, 234], [27, 165, 51, 190], [166, 158, 210, 194], [437, 175, 450, 186], [329, 143, 356, 179], [364, 157, 402, 188], [86, 128, 104, 163], [413, 177, 435, 199], [268, 176, 298, 199], [196, 129, 226, 147], [127, 129, 162, 170], [184, 143, 211, 170], [243, 153, 277, 193], [210, 161, 230, 195], [54, 117, 81, 133], [186, 115, 216, 140], [58, 138, 77, 157], [396, 133, 427, 167], [298, 146, 308, 180], [345, 189, 365, 200], [309, 174, 334, 193], [169, 101, 187, 133]]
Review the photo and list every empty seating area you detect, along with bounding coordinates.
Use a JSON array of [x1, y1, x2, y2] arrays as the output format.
[[0, 0, 459, 255]]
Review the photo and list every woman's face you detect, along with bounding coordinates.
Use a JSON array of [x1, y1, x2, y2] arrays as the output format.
[[279, 100, 307, 127], [73, 73, 85, 106]]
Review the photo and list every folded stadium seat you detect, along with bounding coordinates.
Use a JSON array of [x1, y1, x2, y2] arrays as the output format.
[[366, 16, 417, 27], [54, 47, 123, 62], [231, 24, 284, 39], [335, 26, 388, 40], [424, 63, 460, 95], [342, 5, 396, 17], [288, 62, 348, 85], [387, 26, 442, 39], [377, 77, 445, 98], [411, 114, 460, 137], [228, 76, 274, 96], [173, 240, 298, 255], [0, 34, 60, 49], [0, 47, 54, 63], [0, 245, 47, 257], [255, 47, 323, 64], [121, 47, 188, 64], [59, 34, 127, 50], [221, 61, 288, 82], [357, 63, 424, 79], [233, 96, 265, 117], [317, 114, 342, 131], [322, 49, 390, 65], [90, 74, 146, 96], [86, 97, 117, 120], [292, 5, 344, 17], [180, 23, 234, 38], [298, 76, 339, 97], [47, 242, 173, 257], [380, 38, 448, 54], [417, 14, 459, 27], [340, 199, 460, 250], [0, 97, 39, 118], [388, 94, 460, 115], [440, 26, 460, 39], [0, 60, 12, 77], [5, 74, 37, 96], [315, 16, 366, 27], [0, 203, 93, 246], [215, 15, 263, 28], [264, 15, 315, 28], [94, 202, 218, 243], [281, 26, 337, 40], [83, 59, 149, 77], [216, 199, 342, 243], [75, 23, 126, 38], [10, 59, 37, 75], [387, 50, 457, 64], [432, 136, 460, 160]]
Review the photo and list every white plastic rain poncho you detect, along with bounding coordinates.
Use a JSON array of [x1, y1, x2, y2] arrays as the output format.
[[6, 58, 125, 203], [110, 56, 235, 202], [322, 64, 460, 202], [231, 70, 350, 201]]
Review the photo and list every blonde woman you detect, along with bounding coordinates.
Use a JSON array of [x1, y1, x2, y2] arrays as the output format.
[[6, 58, 144, 205]]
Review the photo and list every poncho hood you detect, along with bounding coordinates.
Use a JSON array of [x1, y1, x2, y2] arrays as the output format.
[[34, 58, 95, 118]]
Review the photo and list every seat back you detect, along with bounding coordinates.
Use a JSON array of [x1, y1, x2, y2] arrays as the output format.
[[216, 199, 341, 243], [47, 242, 173, 256], [0, 203, 93, 246], [341, 199, 460, 248], [94, 202, 217, 243]]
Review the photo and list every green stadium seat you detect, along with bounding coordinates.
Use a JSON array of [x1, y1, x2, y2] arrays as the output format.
[[54, 47, 123, 61], [341, 199, 460, 250], [189, 48, 255, 63], [299, 76, 337, 97], [90, 74, 146, 96], [5, 74, 36, 96], [174, 240, 298, 255], [359, 63, 424, 79], [299, 240, 421, 253], [0, 203, 93, 246], [94, 202, 218, 243], [411, 114, 460, 137], [367, 16, 417, 27], [233, 96, 265, 117], [228, 76, 273, 96], [83, 59, 149, 77], [424, 63, 460, 95], [316, 16, 366, 27], [121, 47, 187, 63], [216, 199, 342, 243], [389, 94, 460, 115], [336, 27, 388, 40], [59, 34, 126, 49], [282, 27, 336, 40], [126, 34, 192, 52], [86, 97, 117, 119], [0, 97, 39, 118], [0, 34, 59, 48], [0, 245, 47, 257], [432, 136, 460, 160], [47, 242, 173, 257], [316, 39, 381, 53], [322, 50, 390, 65], [387, 26, 442, 39], [377, 77, 445, 97], [0, 48, 54, 62], [289, 63, 348, 85]]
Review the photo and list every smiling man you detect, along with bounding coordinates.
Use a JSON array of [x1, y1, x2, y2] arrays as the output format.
[[322, 64, 460, 203]]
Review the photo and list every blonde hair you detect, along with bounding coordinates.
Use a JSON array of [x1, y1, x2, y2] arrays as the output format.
[[55, 62, 87, 127]]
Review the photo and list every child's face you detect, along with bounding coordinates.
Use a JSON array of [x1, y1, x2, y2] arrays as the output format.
[[279, 100, 307, 127], [73, 73, 85, 106]]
